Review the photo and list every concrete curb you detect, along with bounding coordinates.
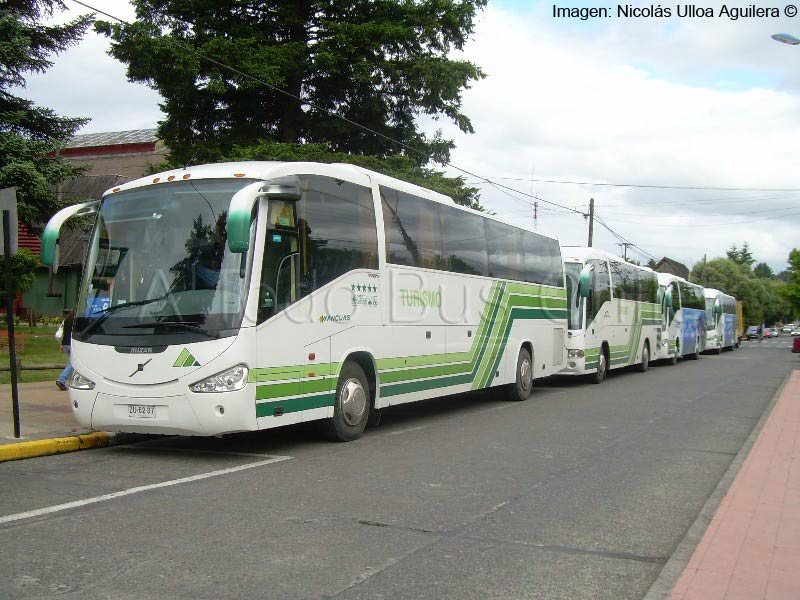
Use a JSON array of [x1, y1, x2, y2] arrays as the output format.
[[642, 369, 792, 600], [0, 431, 111, 462]]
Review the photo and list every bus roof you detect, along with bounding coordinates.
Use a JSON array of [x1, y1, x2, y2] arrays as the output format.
[[102, 160, 559, 241], [561, 246, 655, 272]]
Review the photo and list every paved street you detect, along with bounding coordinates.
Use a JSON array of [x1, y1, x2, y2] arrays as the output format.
[[0, 344, 796, 599], [739, 337, 796, 350]]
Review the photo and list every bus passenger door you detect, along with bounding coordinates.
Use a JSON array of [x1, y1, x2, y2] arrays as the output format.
[[585, 259, 612, 355]]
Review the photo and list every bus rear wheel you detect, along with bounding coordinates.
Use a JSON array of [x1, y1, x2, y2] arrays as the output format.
[[322, 361, 370, 442], [506, 347, 533, 401]]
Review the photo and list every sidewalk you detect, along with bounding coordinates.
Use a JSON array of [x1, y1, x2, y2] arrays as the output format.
[[667, 370, 800, 600], [0, 381, 107, 460]]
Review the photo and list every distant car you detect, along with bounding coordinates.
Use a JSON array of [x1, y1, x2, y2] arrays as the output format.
[[792, 328, 800, 336], [763, 328, 779, 338], [782, 325, 794, 333], [746, 325, 762, 340]]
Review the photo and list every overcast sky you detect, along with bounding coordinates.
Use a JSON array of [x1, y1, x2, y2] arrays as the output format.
[[20, 0, 800, 272]]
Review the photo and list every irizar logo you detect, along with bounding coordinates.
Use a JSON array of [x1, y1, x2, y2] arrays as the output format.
[[174, 348, 200, 367]]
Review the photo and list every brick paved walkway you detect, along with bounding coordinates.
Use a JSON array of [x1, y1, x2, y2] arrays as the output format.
[[670, 370, 800, 600]]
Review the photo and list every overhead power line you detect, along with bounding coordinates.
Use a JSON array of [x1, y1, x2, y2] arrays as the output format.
[[468, 176, 800, 193]]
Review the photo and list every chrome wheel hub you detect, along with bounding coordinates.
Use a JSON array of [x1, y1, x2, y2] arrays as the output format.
[[520, 358, 532, 391], [340, 378, 367, 426]]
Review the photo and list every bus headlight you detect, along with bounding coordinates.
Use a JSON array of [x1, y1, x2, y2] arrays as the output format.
[[567, 349, 584, 358], [69, 370, 95, 390], [190, 365, 249, 393]]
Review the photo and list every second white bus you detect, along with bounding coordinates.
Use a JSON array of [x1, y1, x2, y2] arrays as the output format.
[[562, 247, 661, 383]]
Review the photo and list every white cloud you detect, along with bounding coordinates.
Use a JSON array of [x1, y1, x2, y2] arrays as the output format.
[[430, 3, 800, 271]]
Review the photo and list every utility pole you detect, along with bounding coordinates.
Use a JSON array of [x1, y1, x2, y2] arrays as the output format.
[[533, 201, 538, 229], [587, 198, 594, 246], [618, 242, 633, 261], [703, 254, 707, 286]]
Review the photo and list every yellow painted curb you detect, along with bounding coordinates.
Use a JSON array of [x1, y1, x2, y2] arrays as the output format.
[[0, 432, 110, 462]]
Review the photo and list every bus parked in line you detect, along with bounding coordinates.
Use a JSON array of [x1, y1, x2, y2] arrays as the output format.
[[561, 247, 660, 383], [41, 161, 568, 441], [654, 273, 707, 363], [704, 288, 738, 353]]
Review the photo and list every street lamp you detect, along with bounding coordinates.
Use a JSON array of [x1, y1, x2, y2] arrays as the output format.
[[772, 33, 800, 45]]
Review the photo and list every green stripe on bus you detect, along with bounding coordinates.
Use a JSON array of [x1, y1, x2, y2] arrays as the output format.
[[255, 392, 335, 417], [379, 362, 472, 384], [256, 377, 332, 400], [381, 373, 473, 397]]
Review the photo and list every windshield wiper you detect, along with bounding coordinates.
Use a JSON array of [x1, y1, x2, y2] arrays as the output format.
[[123, 321, 220, 339], [78, 294, 173, 337]]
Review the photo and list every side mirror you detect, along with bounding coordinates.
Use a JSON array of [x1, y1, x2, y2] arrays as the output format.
[[41, 201, 99, 272], [578, 267, 592, 298], [714, 302, 722, 315], [664, 289, 673, 308], [227, 177, 301, 252]]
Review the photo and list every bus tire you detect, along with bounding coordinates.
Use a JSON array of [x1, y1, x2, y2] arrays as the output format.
[[690, 335, 701, 360], [591, 347, 608, 384], [507, 347, 533, 401], [637, 342, 650, 372], [322, 361, 370, 442]]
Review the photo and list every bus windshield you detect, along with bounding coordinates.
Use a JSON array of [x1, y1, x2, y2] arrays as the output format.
[[564, 262, 583, 330], [705, 297, 716, 330], [74, 179, 257, 344]]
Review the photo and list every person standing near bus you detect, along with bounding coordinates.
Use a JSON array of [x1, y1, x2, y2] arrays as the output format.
[[56, 309, 75, 391]]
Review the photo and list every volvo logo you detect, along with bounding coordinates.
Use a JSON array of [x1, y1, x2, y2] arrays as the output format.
[[129, 359, 152, 378]]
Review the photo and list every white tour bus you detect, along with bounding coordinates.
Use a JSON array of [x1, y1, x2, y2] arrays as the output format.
[[42, 162, 568, 441], [561, 247, 661, 383], [704, 288, 738, 353], [654, 273, 707, 363]]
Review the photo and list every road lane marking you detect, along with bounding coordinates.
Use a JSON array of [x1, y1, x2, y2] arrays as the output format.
[[118, 446, 283, 459], [0, 454, 292, 525]]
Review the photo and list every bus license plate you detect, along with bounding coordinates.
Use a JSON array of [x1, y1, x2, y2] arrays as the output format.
[[128, 404, 157, 418]]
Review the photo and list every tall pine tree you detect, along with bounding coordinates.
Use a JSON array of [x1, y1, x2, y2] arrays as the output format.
[[97, 0, 487, 206], [0, 1, 92, 230]]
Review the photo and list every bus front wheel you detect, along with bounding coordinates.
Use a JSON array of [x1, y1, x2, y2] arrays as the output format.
[[637, 342, 650, 372], [690, 335, 701, 360], [322, 361, 370, 442], [507, 347, 533, 401], [591, 349, 608, 384], [669, 341, 678, 365]]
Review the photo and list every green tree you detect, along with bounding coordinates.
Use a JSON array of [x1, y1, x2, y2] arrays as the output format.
[[726, 242, 755, 267], [783, 249, 800, 315], [692, 256, 794, 326], [97, 0, 487, 171], [0, 249, 38, 300], [0, 1, 92, 230], [692, 257, 757, 323], [753, 262, 774, 279]]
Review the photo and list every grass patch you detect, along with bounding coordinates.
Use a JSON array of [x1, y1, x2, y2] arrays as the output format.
[[0, 326, 67, 384]]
